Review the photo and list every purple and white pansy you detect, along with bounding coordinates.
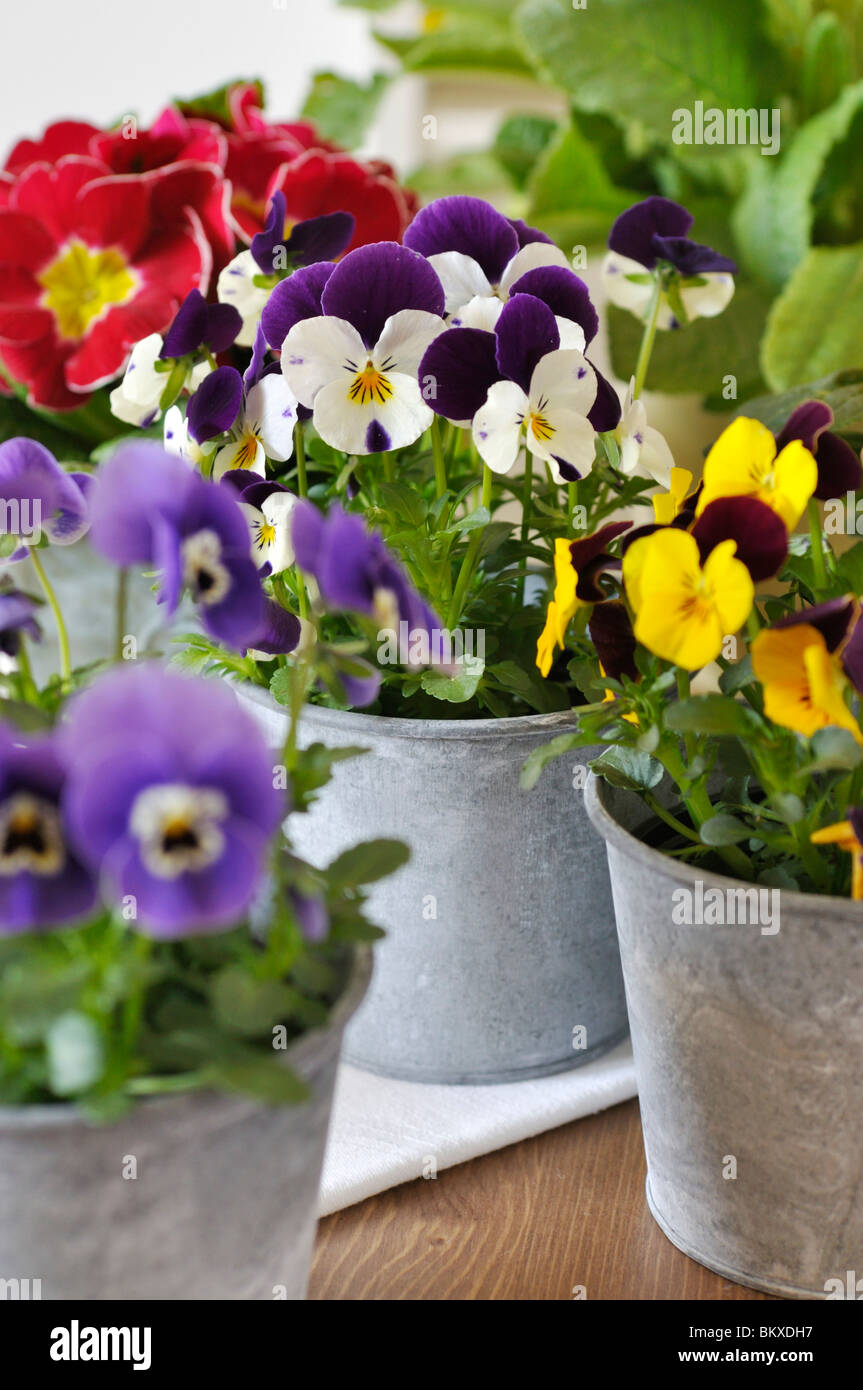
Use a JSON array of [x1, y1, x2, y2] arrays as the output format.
[[221, 471, 299, 575], [274, 242, 447, 455], [182, 339, 298, 481], [601, 196, 736, 329], [616, 378, 675, 486], [0, 437, 90, 556]]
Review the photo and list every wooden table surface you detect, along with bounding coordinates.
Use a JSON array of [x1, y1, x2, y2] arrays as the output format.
[[309, 1097, 776, 1301]]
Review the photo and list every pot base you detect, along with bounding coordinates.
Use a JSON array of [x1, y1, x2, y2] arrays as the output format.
[[645, 1177, 826, 1301], [344, 1026, 629, 1087]]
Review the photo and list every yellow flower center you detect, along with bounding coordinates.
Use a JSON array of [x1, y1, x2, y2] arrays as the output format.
[[39, 239, 136, 340], [234, 430, 261, 469], [254, 521, 276, 551], [348, 362, 393, 407], [528, 410, 555, 443]]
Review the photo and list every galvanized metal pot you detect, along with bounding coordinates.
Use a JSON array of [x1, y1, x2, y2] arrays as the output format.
[[0, 948, 369, 1301], [237, 684, 628, 1084], [586, 773, 863, 1299]]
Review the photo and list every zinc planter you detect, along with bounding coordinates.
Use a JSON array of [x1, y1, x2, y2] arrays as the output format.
[[586, 774, 863, 1299], [0, 947, 370, 1301], [237, 683, 628, 1084]]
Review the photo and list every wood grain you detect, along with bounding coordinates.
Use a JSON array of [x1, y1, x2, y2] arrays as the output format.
[[309, 1098, 777, 1301]]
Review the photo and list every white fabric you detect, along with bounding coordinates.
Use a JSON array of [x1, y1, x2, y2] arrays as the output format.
[[318, 1040, 637, 1216]]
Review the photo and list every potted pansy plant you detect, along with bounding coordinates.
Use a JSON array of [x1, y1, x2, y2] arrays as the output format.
[[0, 436, 415, 1301], [518, 201, 863, 1297], [108, 190, 737, 1085]]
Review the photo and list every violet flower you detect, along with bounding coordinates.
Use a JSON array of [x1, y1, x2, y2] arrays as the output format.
[[0, 587, 41, 660], [602, 197, 736, 329], [775, 401, 863, 502], [250, 193, 354, 275], [220, 470, 299, 574], [0, 727, 98, 933], [186, 330, 298, 479], [60, 664, 284, 936], [160, 288, 242, 359], [0, 437, 90, 556]]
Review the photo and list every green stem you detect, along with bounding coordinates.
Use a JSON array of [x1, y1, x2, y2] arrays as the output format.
[[294, 422, 308, 498], [446, 465, 492, 629], [431, 416, 447, 497], [15, 635, 39, 704], [808, 497, 827, 593], [632, 278, 662, 399], [658, 742, 752, 878], [114, 568, 128, 663], [28, 547, 71, 684], [383, 451, 396, 484], [127, 1071, 209, 1096], [521, 454, 534, 606], [643, 791, 702, 845]]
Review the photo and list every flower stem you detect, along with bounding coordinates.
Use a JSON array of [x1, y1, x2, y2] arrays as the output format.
[[15, 635, 39, 704], [808, 497, 827, 592], [632, 278, 662, 399], [446, 465, 493, 629], [294, 422, 308, 498], [521, 454, 534, 606], [114, 568, 128, 663], [28, 547, 71, 684], [431, 416, 447, 497]]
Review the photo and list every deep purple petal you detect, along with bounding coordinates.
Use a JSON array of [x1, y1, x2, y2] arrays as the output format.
[[244, 324, 268, 391], [650, 236, 737, 275], [508, 265, 599, 345], [287, 211, 355, 267], [608, 196, 694, 268], [161, 289, 208, 358], [320, 242, 445, 348], [774, 596, 855, 652], [691, 496, 788, 582], [814, 432, 863, 501], [290, 498, 326, 573], [404, 195, 518, 284], [569, 522, 631, 601], [204, 301, 243, 354], [588, 600, 638, 681], [849, 804, 863, 844], [507, 217, 554, 248], [418, 327, 501, 422], [494, 293, 559, 394], [186, 366, 243, 443], [250, 190, 288, 274], [841, 619, 863, 694], [248, 599, 302, 656], [587, 365, 622, 432], [261, 262, 335, 350], [775, 400, 833, 454]]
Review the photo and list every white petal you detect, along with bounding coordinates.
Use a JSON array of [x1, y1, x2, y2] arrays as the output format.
[[109, 333, 165, 424], [163, 406, 201, 467], [499, 242, 570, 296], [555, 316, 586, 352], [426, 252, 492, 315], [261, 491, 299, 573], [601, 251, 655, 318], [212, 434, 266, 481], [472, 380, 528, 475], [529, 349, 597, 418], [217, 249, 269, 348], [639, 425, 675, 487], [245, 375, 297, 462], [280, 315, 368, 408], [679, 271, 735, 322], [451, 295, 503, 331], [528, 408, 596, 481], [374, 309, 446, 377], [188, 360, 212, 391], [240, 502, 269, 568], [313, 371, 432, 454]]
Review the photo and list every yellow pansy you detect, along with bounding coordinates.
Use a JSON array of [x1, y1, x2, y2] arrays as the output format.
[[751, 624, 863, 744], [652, 467, 694, 525], [536, 538, 584, 677], [624, 528, 753, 670], [811, 818, 863, 899], [696, 417, 817, 530]]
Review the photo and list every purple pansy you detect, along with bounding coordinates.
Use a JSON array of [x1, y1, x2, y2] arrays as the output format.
[[250, 192, 354, 275], [0, 438, 90, 556], [602, 197, 736, 329], [160, 288, 242, 360], [249, 599, 302, 658], [691, 496, 788, 582], [292, 500, 439, 638], [186, 365, 244, 443], [0, 728, 98, 933], [88, 442, 266, 651], [60, 665, 283, 936], [589, 601, 638, 682], [775, 401, 863, 501], [220, 471, 299, 575], [0, 587, 41, 659], [420, 291, 599, 480], [185, 333, 298, 480], [277, 242, 446, 455]]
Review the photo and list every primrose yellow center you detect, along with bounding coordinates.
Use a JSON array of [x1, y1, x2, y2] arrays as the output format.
[[348, 362, 393, 407], [39, 239, 135, 340], [528, 411, 555, 443]]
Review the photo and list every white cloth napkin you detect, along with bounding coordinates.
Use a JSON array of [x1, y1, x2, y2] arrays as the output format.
[[318, 1040, 637, 1215]]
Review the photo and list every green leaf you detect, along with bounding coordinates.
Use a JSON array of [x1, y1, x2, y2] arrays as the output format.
[[803, 725, 863, 773], [291, 741, 369, 809], [761, 242, 863, 391], [327, 837, 410, 888], [589, 746, 664, 791], [46, 1012, 105, 1097], [176, 77, 264, 126], [666, 694, 762, 738], [301, 71, 389, 147], [420, 653, 485, 701], [520, 730, 588, 790], [700, 813, 751, 846], [732, 81, 863, 289], [374, 18, 533, 74], [493, 113, 558, 189], [210, 1057, 309, 1106], [768, 792, 805, 824], [801, 13, 854, 118], [838, 541, 863, 592], [1, 958, 92, 1045], [739, 369, 863, 437], [526, 120, 636, 247], [450, 506, 491, 534], [210, 966, 302, 1038], [377, 480, 429, 528], [517, 0, 775, 151], [719, 655, 755, 694]]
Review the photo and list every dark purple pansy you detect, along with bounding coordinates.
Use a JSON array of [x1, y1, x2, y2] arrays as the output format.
[[261, 262, 337, 351], [251, 191, 355, 275], [292, 500, 439, 638], [418, 327, 501, 426], [494, 293, 560, 394], [587, 367, 623, 432], [775, 400, 862, 501], [88, 442, 265, 651], [0, 438, 89, 551], [250, 599, 301, 657], [404, 194, 519, 285], [0, 588, 41, 658], [691, 496, 788, 582], [569, 522, 631, 601], [160, 289, 242, 359], [0, 728, 97, 933], [508, 265, 599, 346], [608, 196, 736, 274], [319, 241, 445, 350], [186, 365, 244, 443], [60, 664, 283, 937], [507, 217, 554, 248], [589, 601, 638, 682]]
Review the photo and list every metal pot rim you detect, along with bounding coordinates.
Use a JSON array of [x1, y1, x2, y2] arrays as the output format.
[[237, 678, 582, 742], [586, 771, 863, 921], [0, 945, 372, 1131]]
